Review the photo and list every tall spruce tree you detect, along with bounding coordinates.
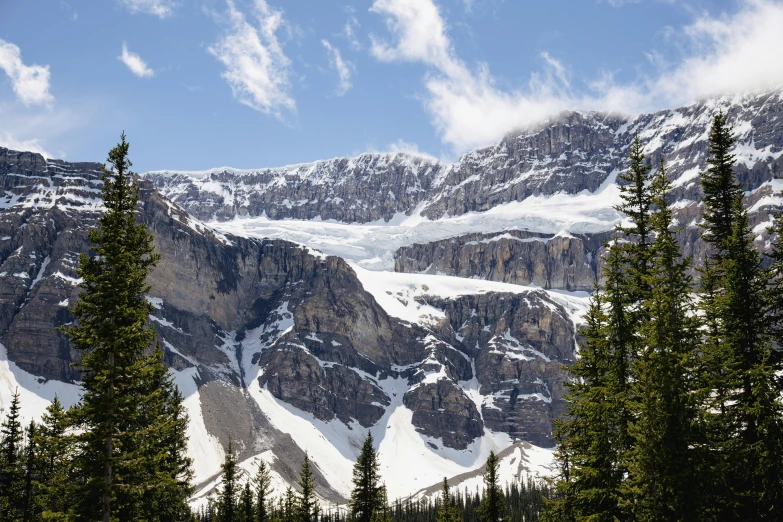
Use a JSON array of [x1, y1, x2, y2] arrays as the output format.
[[136, 348, 195, 522], [436, 478, 462, 522], [349, 433, 384, 522], [0, 389, 24, 520], [545, 293, 619, 521], [296, 454, 319, 522], [218, 442, 240, 522], [697, 111, 783, 519], [35, 395, 74, 520], [477, 452, 504, 522], [21, 421, 41, 522], [63, 133, 161, 522], [621, 158, 699, 521], [254, 459, 274, 522], [240, 482, 255, 522], [546, 139, 657, 521], [616, 135, 654, 291], [282, 487, 296, 522]]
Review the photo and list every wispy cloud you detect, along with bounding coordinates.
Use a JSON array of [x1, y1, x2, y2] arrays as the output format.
[[344, 15, 362, 50], [0, 39, 54, 107], [0, 131, 52, 157], [369, 0, 783, 153], [322, 40, 354, 96], [119, 43, 155, 78], [119, 0, 176, 18], [386, 138, 437, 160], [208, 0, 295, 120]]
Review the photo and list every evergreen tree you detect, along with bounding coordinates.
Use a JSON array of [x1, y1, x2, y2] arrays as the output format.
[[436, 478, 461, 522], [136, 348, 195, 522], [253, 459, 274, 522], [477, 452, 504, 522], [621, 158, 699, 521], [217, 442, 240, 522], [544, 293, 620, 521], [240, 482, 255, 522], [63, 133, 161, 522], [697, 111, 783, 519], [283, 487, 296, 522], [35, 396, 74, 520], [0, 389, 25, 520], [615, 134, 654, 292], [21, 421, 42, 522], [350, 433, 384, 522], [700, 111, 742, 254], [296, 454, 319, 522]]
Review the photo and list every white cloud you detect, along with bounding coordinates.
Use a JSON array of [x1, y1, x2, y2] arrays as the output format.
[[369, 0, 783, 153], [0, 131, 51, 158], [119, 0, 176, 18], [386, 138, 437, 160], [322, 40, 354, 96], [0, 39, 54, 107], [119, 43, 155, 78], [344, 15, 362, 49], [208, 0, 295, 120]]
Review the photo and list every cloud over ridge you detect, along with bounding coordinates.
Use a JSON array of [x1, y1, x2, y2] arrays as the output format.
[[369, 0, 783, 153]]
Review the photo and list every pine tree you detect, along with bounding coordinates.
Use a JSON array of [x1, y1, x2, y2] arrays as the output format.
[[218, 442, 240, 522], [621, 158, 700, 521], [63, 133, 161, 522], [21, 421, 42, 522], [0, 389, 25, 520], [254, 459, 274, 522], [296, 454, 319, 522], [240, 482, 255, 522], [544, 293, 619, 521], [615, 134, 654, 293], [350, 433, 384, 522], [477, 452, 504, 522], [35, 395, 74, 520], [283, 487, 296, 522], [437, 478, 461, 522], [136, 348, 195, 522], [697, 111, 783, 519]]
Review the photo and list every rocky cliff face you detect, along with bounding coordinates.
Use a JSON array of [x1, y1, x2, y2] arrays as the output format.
[[394, 231, 610, 292], [0, 147, 581, 500], [146, 89, 783, 226]]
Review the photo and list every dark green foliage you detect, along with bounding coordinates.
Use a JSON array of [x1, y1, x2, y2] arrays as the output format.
[[217, 442, 240, 522], [436, 478, 461, 522], [350, 433, 385, 522], [700, 111, 743, 253], [59, 133, 193, 521], [621, 158, 699, 521], [696, 112, 783, 520], [63, 132, 162, 521], [35, 395, 75, 520], [615, 134, 654, 291], [0, 389, 24, 520], [240, 483, 255, 522], [477, 452, 504, 522], [254, 459, 274, 522], [297, 454, 319, 522]]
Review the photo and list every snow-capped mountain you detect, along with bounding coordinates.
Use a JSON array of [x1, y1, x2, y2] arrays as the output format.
[[1, 88, 782, 504]]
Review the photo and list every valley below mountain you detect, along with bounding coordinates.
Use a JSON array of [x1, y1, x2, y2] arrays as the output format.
[[1, 88, 782, 505]]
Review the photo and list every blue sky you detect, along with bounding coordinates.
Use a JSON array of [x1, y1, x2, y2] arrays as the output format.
[[1, 0, 783, 171]]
